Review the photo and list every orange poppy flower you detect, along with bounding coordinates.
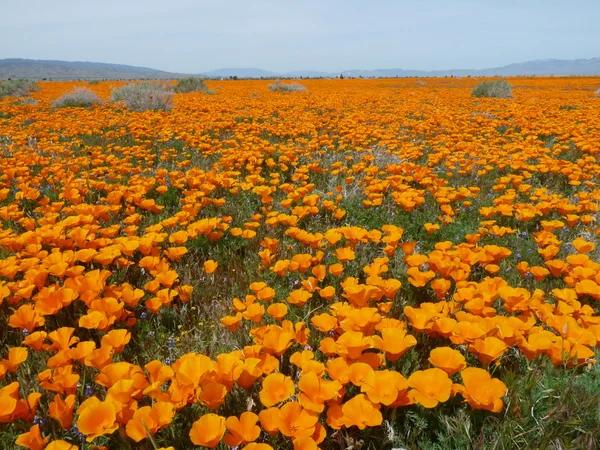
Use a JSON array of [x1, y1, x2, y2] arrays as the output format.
[[48, 394, 75, 429], [341, 393, 383, 429], [189, 413, 226, 448], [45, 441, 78, 450], [259, 373, 295, 407], [408, 368, 453, 408], [278, 401, 318, 438], [428, 347, 466, 375], [15, 424, 49, 450], [458, 367, 507, 412], [361, 369, 409, 405], [125, 401, 175, 442], [76, 398, 119, 442], [468, 337, 508, 365], [224, 411, 261, 446]]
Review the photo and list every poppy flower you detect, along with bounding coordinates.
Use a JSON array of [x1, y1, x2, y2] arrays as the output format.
[[15, 424, 49, 450], [341, 394, 383, 429], [458, 367, 506, 412], [468, 337, 508, 365], [46, 441, 78, 450], [204, 259, 219, 274], [259, 407, 281, 435], [189, 413, 226, 448], [259, 373, 295, 407], [408, 368, 453, 408], [428, 347, 466, 375], [278, 401, 318, 438], [76, 398, 119, 442], [224, 411, 261, 446], [48, 394, 75, 429], [125, 401, 175, 442], [361, 369, 409, 405]]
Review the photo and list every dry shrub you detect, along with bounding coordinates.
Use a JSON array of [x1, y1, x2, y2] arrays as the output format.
[[111, 82, 173, 111], [268, 80, 306, 92], [53, 87, 102, 108], [0, 79, 40, 98], [472, 79, 513, 98], [175, 77, 213, 94]]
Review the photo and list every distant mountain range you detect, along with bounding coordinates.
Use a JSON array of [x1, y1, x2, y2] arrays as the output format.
[[1, 57, 600, 80], [0, 59, 186, 80]]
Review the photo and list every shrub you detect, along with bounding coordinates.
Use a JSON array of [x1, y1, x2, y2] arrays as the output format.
[[174, 77, 213, 94], [53, 87, 102, 108], [88, 80, 100, 85], [13, 97, 39, 106], [472, 79, 513, 98], [110, 82, 173, 112], [268, 80, 306, 92], [0, 79, 40, 98]]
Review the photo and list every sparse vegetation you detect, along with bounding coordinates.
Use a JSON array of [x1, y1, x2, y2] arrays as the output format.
[[52, 87, 102, 108], [268, 79, 307, 92], [0, 78, 40, 98], [174, 77, 213, 94], [472, 79, 513, 98], [111, 82, 173, 111]]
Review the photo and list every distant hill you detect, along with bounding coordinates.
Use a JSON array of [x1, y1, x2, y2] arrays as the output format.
[[0, 58, 186, 80], [339, 58, 600, 78], [201, 68, 278, 78], [2, 57, 600, 80]]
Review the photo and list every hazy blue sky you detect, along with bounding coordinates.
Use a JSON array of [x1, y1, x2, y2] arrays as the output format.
[[3, 0, 598, 73]]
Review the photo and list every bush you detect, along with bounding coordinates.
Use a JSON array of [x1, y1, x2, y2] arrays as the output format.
[[0, 79, 40, 98], [53, 87, 102, 108], [174, 77, 213, 94], [268, 80, 306, 92], [110, 82, 173, 111], [472, 79, 513, 98]]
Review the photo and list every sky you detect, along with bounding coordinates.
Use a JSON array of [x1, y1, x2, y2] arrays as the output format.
[[2, 0, 599, 73]]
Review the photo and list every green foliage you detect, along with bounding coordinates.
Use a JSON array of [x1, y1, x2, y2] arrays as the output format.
[[52, 87, 102, 108], [472, 79, 513, 98], [110, 82, 173, 111], [0, 78, 40, 98], [174, 77, 214, 94]]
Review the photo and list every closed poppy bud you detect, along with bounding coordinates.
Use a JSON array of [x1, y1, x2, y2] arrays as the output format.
[[204, 259, 219, 274]]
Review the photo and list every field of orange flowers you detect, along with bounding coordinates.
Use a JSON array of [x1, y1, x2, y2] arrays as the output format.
[[1, 77, 600, 449]]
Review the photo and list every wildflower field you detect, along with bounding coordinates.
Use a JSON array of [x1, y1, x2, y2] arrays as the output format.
[[1, 77, 600, 450]]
